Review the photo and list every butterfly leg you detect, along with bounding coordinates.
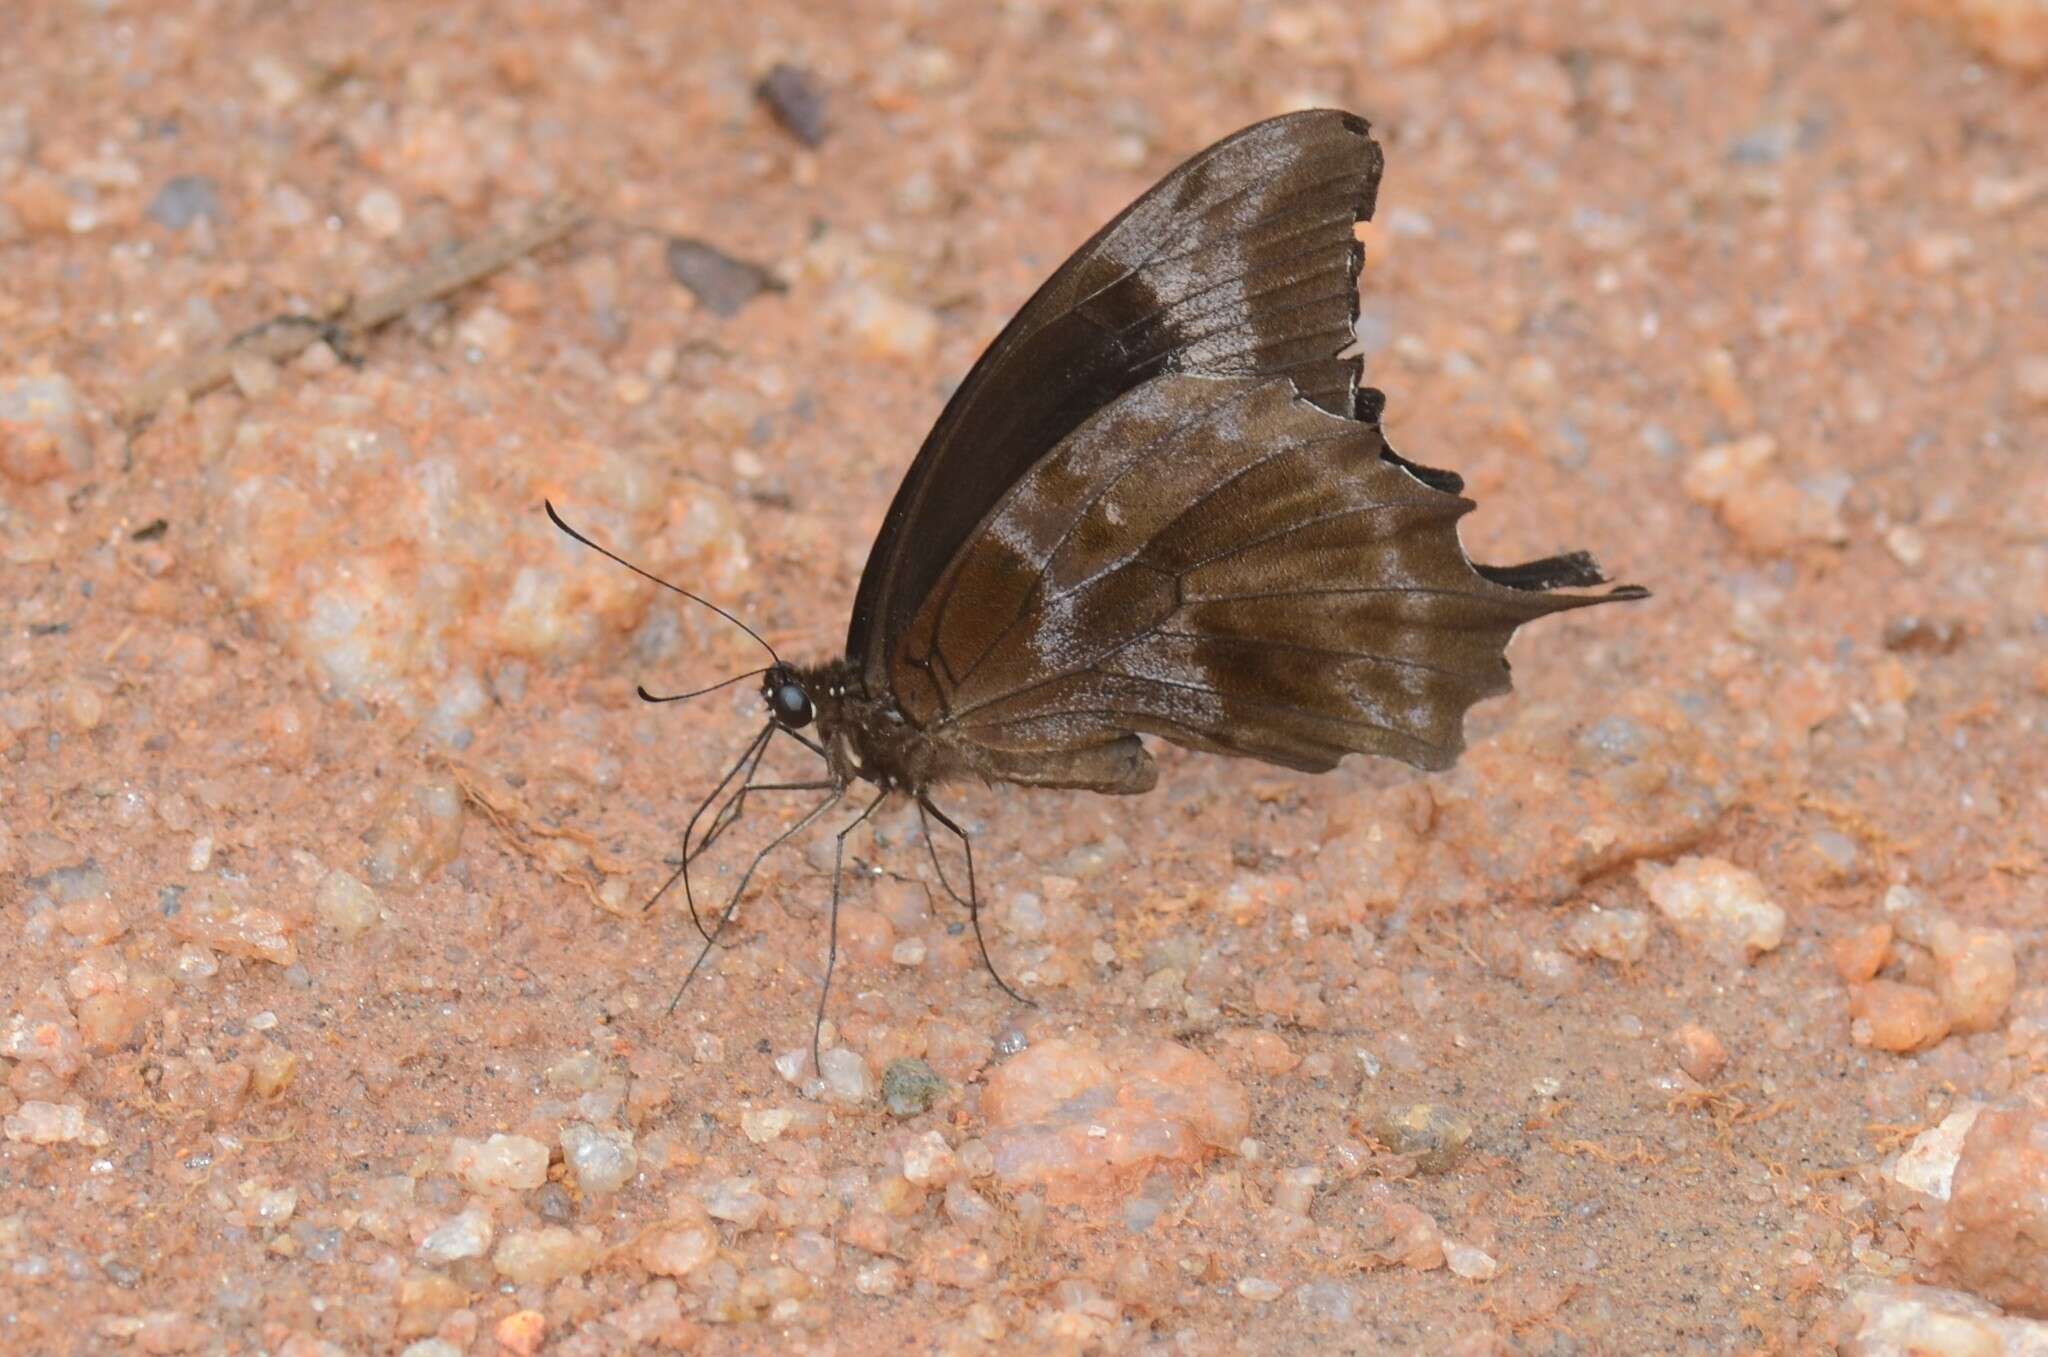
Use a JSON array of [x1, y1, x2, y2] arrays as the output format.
[[813, 787, 890, 1074], [651, 722, 774, 942], [918, 798, 1034, 1008], [667, 786, 843, 1014], [663, 725, 837, 945], [689, 723, 836, 873]]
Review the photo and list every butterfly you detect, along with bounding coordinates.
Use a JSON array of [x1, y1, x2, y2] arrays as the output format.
[[548, 109, 1645, 1061]]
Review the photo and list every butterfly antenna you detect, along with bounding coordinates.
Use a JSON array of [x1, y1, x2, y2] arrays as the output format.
[[544, 500, 780, 664], [636, 668, 769, 705]]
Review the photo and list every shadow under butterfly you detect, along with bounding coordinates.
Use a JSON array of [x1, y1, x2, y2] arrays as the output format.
[[548, 109, 1646, 1065]]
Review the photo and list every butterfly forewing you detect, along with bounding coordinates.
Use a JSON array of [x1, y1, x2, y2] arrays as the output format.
[[849, 110, 1384, 689]]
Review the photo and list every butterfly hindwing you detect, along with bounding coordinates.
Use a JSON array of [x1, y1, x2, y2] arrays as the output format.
[[893, 375, 1636, 780]]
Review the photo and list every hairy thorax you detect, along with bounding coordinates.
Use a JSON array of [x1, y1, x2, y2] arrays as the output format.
[[794, 657, 1156, 796], [797, 658, 965, 794]]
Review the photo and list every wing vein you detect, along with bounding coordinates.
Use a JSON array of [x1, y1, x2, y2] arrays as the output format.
[[1151, 628, 1490, 683], [957, 672, 1443, 759], [1173, 497, 1452, 574], [933, 382, 1275, 686]]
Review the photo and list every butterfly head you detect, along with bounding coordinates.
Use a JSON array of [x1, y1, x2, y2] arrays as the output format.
[[762, 663, 815, 730]]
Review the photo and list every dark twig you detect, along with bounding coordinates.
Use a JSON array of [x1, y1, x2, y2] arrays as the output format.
[[119, 197, 586, 429]]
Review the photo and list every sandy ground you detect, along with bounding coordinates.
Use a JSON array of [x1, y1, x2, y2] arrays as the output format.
[[4, 1, 2048, 1354]]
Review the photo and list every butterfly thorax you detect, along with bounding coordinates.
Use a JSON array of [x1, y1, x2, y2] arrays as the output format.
[[771, 657, 956, 795]]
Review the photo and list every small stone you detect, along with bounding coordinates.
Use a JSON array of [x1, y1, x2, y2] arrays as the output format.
[[1681, 435, 1847, 553], [1138, 966, 1185, 1010], [916, 1228, 996, 1288], [831, 283, 939, 362], [1562, 906, 1652, 964], [0, 372, 92, 484], [740, 1107, 794, 1143], [357, 187, 403, 238], [399, 1341, 461, 1357], [418, 1208, 493, 1263], [2007, 988, 2048, 1063], [1672, 1023, 1728, 1084], [1888, 1105, 1980, 1201], [1921, 0, 2048, 73], [755, 62, 828, 146], [1928, 920, 2016, 1034], [1850, 980, 1950, 1053], [247, 1042, 298, 1097], [1237, 1277, 1285, 1302], [132, 1312, 213, 1353], [901, 1130, 957, 1186], [45, 861, 110, 905], [54, 680, 106, 732], [2, 992, 88, 1079], [314, 869, 381, 939], [168, 889, 296, 966], [881, 1057, 945, 1117], [363, 773, 465, 890], [492, 1311, 547, 1357], [1883, 524, 1929, 569], [854, 1259, 902, 1296], [545, 1051, 605, 1092], [944, 1180, 998, 1232], [639, 1224, 717, 1278], [1444, 1241, 1499, 1281], [891, 936, 928, 966], [228, 353, 279, 400], [159, 1048, 253, 1123], [1907, 232, 1973, 275], [1006, 891, 1047, 937], [447, 1134, 548, 1192], [1930, 1103, 2048, 1314], [2017, 354, 2048, 411], [491, 1226, 600, 1284], [1884, 884, 1941, 945], [1834, 1282, 2031, 1357], [77, 992, 150, 1051], [1635, 856, 1785, 963], [1369, 1103, 1474, 1174], [1297, 1281, 1359, 1324], [664, 238, 784, 319], [56, 894, 123, 944], [980, 1037, 1250, 1189], [185, 835, 214, 872], [1830, 922, 1893, 984], [1230, 1029, 1301, 1075], [530, 1181, 574, 1223], [819, 1047, 874, 1105], [453, 305, 515, 361], [397, 1268, 467, 1338], [703, 1177, 769, 1229], [957, 1138, 995, 1179], [247, 54, 304, 107], [560, 1123, 636, 1194], [235, 1179, 299, 1229], [147, 174, 222, 231], [1360, 1198, 1445, 1270], [3, 1100, 109, 1147], [787, 1231, 837, 1278], [1273, 1165, 1322, 1217], [1381, 0, 1482, 65]]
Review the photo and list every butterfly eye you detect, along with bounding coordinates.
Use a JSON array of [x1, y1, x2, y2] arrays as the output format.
[[772, 682, 814, 728]]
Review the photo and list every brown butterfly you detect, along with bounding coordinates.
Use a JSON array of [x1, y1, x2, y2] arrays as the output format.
[[550, 109, 1644, 1058]]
